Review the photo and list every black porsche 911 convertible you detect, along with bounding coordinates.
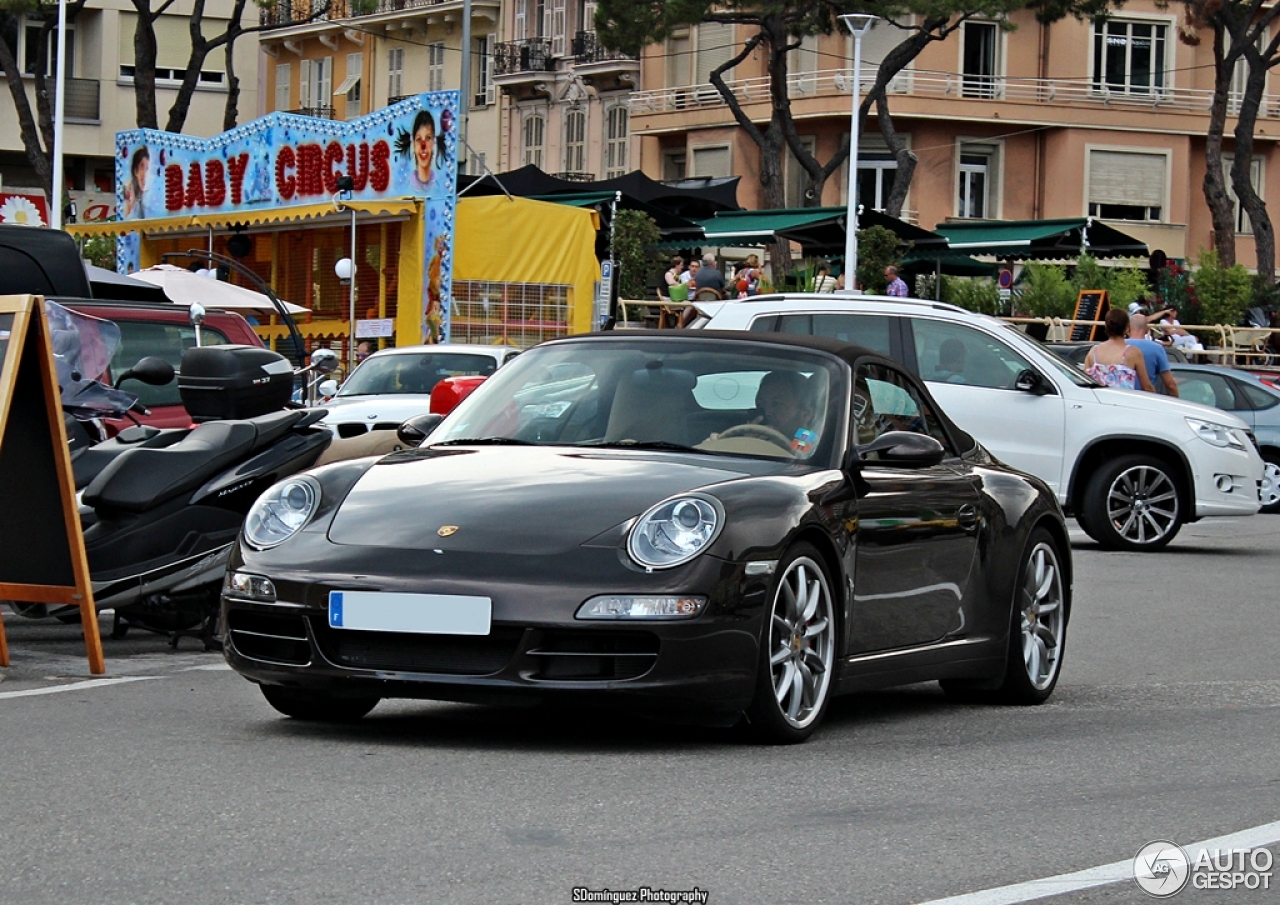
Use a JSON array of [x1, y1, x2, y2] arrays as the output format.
[[221, 331, 1071, 743]]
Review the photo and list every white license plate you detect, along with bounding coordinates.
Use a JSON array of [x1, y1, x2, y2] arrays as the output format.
[[328, 591, 491, 635]]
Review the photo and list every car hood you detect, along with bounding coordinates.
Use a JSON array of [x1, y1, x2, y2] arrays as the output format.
[[320, 395, 434, 424], [326, 446, 766, 553], [1086, 385, 1251, 429]]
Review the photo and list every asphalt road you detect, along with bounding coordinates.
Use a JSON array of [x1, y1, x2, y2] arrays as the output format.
[[2, 517, 1278, 905]]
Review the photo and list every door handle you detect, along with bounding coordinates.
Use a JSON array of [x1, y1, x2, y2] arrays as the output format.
[[956, 504, 979, 530]]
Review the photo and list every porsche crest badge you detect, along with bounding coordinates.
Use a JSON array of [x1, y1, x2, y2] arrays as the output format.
[[437, 525, 459, 537]]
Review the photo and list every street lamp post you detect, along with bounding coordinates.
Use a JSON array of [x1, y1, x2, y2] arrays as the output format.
[[839, 13, 878, 292]]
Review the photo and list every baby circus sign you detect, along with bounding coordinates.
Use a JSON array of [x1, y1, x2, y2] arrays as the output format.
[[116, 92, 459, 341]]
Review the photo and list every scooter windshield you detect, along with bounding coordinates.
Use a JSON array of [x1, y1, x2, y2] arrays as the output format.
[[45, 300, 138, 419]]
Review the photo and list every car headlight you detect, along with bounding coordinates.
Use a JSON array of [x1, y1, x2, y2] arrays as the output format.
[[243, 476, 320, 549], [626, 495, 724, 570], [1186, 417, 1248, 451]]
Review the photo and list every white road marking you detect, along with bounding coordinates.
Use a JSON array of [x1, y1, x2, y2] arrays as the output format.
[[914, 819, 1280, 905], [0, 676, 159, 700], [183, 663, 232, 671]]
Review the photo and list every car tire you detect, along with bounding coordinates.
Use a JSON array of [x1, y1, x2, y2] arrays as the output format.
[[1260, 450, 1280, 514], [1081, 454, 1182, 551], [744, 543, 837, 744], [260, 685, 380, 722], [994, 527, 1067, 704]]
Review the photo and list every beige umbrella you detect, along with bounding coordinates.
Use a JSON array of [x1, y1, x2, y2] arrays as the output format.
[[129, 264, 310, 315]]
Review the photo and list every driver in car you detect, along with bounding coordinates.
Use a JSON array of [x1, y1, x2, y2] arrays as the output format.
[[706, 370, 819, 456]]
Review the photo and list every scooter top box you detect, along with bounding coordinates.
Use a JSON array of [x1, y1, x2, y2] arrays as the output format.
[[179, 345, 294, 422]]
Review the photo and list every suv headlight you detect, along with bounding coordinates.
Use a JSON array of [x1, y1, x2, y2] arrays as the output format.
[[244, 476, 320, 549], [1186, 417, 1248, 451], [627, 495, 724, 570]]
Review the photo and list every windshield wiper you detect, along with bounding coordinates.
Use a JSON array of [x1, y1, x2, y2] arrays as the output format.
[[433, 437, 534, 446], [584, 440, 701, 453]]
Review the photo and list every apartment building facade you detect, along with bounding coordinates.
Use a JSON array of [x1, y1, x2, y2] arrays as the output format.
[[259, 0, 502, 175], [0, 0, 259, 222], [494, 0, 638, 180], [627, 4, 1280, 268]]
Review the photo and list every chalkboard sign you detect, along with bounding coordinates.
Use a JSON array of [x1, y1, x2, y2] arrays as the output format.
[[1070, 290, 1110, 342], [0, 295, 104, 674]]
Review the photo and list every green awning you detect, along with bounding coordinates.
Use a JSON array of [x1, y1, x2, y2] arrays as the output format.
[[697, 207, 948, 252], [899, 249, 998, 277], [933, 218, 1148, 259]]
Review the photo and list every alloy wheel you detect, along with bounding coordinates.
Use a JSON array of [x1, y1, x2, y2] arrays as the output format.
[[1261, 459, 1280, 512], [766, 555, 835, 729], [1019, 540, 1065, 691], [1105, 463, 1179, 545]]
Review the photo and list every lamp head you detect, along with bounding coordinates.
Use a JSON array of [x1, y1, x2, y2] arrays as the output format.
[[335, 257, 355, 285], [839, 13, 879, 35]]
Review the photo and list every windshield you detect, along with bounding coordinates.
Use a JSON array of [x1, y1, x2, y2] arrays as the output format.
[[997, 321, 1098, 387], [431, 338, 847, 465], [338, 351, 499, 396]]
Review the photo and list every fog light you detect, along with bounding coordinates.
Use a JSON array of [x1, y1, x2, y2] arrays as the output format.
[[1215, 474, 1237, 493], [576, 595, 708, 620], [224, 571, 277, 602]]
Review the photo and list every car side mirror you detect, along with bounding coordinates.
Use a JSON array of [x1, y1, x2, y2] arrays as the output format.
[[1014, 369, 1050, 395], [853, 431, 946, 468], [115, 355, 175, 388], [397, 412, 443, 447], [318, 379, 339, 398]]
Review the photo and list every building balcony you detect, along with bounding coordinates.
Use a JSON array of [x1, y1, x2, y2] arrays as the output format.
[[494, 39, 555, 76], [261, 0, 499, 36], [550, 171, 596, 182], [50, 77, 100, 122], [627, 66, 1280, 133], [571, 31, 639, 89], [287, 105, 336, 119]]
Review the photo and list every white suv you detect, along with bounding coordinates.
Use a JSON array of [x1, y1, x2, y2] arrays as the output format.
[[697, 294, 1263, 551]]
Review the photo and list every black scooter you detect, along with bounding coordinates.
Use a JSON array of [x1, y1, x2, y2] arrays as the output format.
[[78, 344, 338, 647]]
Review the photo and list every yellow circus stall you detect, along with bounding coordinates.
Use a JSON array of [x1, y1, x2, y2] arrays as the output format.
[[68, 96, 602, 360]]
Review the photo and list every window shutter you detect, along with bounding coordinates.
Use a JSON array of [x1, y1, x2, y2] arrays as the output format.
[[300, 62, 311, 108], [695, 22, 734, 85], [1089, 150, 1166, 207], [515, 0, 527, 41], [275, 63, 291, 112], [484, 35, 496, 104], [550, 0, 566, 57]]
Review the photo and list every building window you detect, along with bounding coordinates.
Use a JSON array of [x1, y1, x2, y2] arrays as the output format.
[[275, 63, 291, 112], [962, 21, 999, 99], [564, 108, 586, 173], [546, 0, 567, 58], [469, 151, 487, 177], [388, 47, 404, 99], [1092, 19, 1167, 96], [473, 35, 495, 106], [662, 150, 687, 181], [957, 142, 998, 219], [0, 16, 75, 77], [784, 136, 817, 208], [666, 28, 691, 87], [523, 112, 546, 168], [1223, 155, 1264, 234], [692, 145, 731, 178], [428, 43, 446, 92], [1088, 148, 1167, 221], [339, 52, 362, 120], [300, 56, 332, 109], [603, 104, 628, 178]]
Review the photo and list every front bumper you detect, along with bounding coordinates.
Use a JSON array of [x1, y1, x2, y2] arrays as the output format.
[[1185, 438, 1265, 518], [220, 549, 769, 715]]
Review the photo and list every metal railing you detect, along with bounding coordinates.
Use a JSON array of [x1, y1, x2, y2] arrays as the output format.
[[550, 171, 596, 182], [287, 105, 336, 119], [572, 31, 636, 65], [494, 39, 555, 76], [628, 66, 1280, 119]]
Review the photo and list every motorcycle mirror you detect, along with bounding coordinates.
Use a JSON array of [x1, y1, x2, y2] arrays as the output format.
[[116, 356, 175, 388], [318, 379, 339, 398], [397, 412, 443, 447], [189, 302, 206, 328], [310, 348, 340, 374]]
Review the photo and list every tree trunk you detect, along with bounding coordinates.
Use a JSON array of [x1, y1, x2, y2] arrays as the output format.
[[222, 17, 242, 130], [132, 0, 160, 129], [1203, 26, 1238, 266], [1235, 45, 1274, 283], [0, 19, 53, 201], [875, 89, 915, 219]]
